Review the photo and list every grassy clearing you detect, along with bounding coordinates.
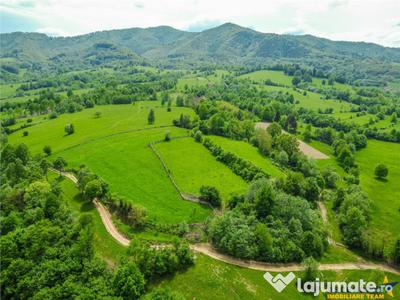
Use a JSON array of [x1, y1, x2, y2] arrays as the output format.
[[293, 89, 355, 113], [47, 171, 125, 263], [311, 77, 353, 92], [153, 137, 248, 201], [206, 70, 230, 84], [318, 244, 359, 264], [149, 253, 400, 299], [238, 70, 293, 86], [112, 216, 177, 243], [48, 128, 212, 224], [258, 85, 356, 113], [8, 101, 195, 154], [356, 140, 400, 247], [176, 77, 208, 91], [207, 135, 285, 178], [0, 83, 19, 98]]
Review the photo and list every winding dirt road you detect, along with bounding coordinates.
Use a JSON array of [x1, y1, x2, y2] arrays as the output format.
[[51, 169, 400, 275]]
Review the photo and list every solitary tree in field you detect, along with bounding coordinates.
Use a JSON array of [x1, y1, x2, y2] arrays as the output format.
[[374, 164, 388, 179], [164, 130, 171, 141], [65, 124, 74, 135], [43, 145, 52, 156], [94, 111, 102, 118], [53, 157, 68, 177], [148, 109, 155, 124]]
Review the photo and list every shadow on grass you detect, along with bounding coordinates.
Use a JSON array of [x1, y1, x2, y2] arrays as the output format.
[[147, 263, 196, 286], [81, 202, 96, 213], [374, 177, 388, 183]]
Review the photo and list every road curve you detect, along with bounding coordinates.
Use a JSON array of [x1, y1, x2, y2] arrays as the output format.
[[51, 169, 400, 275]]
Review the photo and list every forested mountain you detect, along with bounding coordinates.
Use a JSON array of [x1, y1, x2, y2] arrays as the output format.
[[1, 23, 400, 83]]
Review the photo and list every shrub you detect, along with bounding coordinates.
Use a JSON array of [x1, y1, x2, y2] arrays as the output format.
[[49, 112, 58, 119], [23, 131, 28, 136], [164, 130, 171, 141], [194, 130, 203, 143], [64, 124, 75, 135], [199, 185, 221, 207], [27, 118, 33, 123]]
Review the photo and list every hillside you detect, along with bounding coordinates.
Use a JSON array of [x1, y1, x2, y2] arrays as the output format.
[[1, 23, 400, 83]]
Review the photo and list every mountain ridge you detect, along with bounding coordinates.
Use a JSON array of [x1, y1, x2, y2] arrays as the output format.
[[1, 23, 399, 83]]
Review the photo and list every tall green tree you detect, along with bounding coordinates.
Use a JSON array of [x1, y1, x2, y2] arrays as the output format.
[[255, 185, 275, 219], [148, 109, 155, 124], [374, 164, 388, 179], [53, 157, 68, 176], [84, 180, 103, 200]]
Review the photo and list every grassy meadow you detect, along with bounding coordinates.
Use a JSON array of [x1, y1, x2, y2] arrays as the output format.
[[153, 137, 248, 201], [149, 253, 400, 299], [207, 135, 285, 178], [238, 70, 294, 86], [8, 101, 195, 154], [356, 140, 400, 246], [48, 127, 212, 224]]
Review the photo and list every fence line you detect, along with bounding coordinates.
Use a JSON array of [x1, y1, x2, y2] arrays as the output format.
[[148, 136, 214, 210], [53, 125, 175, 154]]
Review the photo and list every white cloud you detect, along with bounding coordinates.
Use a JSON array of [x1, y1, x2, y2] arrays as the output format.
[[35, 27, 72, 36], [1, 0, 399, 47]]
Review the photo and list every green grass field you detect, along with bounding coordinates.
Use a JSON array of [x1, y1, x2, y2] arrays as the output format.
[[8, 101, 195, 154], [356, 140, 400, 247], [153, 137, 248, 201], [176, 77, 209, 91], [48, 127, 212, 224], [207, 69, 230, 84], [207, 135, 285, 178], [0, 83, 19, 98], [149, 253, 400, 299], [256, 85, 356, 113], [238, 70, 294, 86]]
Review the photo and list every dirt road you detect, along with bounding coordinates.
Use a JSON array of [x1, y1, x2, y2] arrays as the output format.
[[255, 122, 330, 159], [191, 243, 400, 274], [52, 169, 400, 275]]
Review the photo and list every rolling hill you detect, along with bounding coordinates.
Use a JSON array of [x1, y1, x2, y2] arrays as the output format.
[[1, 23, 400, 83]]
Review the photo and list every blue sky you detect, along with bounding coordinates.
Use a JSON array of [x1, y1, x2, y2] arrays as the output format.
[[1, 0, 399, 47]]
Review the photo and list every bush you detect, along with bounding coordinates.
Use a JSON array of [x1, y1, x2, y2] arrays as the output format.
[[199, 185, 221, 207], [194, 130, 203, 143], [64, 124, 75, 135], [23, 131, 28, 136], [43, 145, 52, 156], [164, 130, 171, 141], [49, 112, 58, 119], [127, 204, 147, 227], [27, 118, 33, 123]]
